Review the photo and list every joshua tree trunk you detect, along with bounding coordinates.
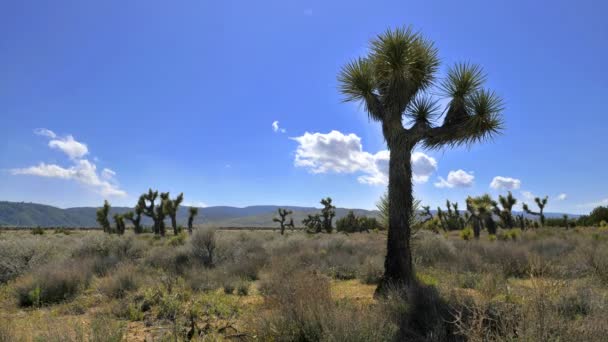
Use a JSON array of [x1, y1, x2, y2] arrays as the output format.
[[376, 146, 415, 294], [473, 219, 482, 239], [171, 216, 178, 235]]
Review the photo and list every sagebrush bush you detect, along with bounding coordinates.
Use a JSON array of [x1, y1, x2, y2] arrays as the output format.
[[97, 264, 140, 298], [190, 228, 217, 267], [15, 260, 93, 307]]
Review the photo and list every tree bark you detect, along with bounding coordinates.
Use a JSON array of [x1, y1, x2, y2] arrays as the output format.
[[375, 146, 415, 296], [171, 216, 178, 235]]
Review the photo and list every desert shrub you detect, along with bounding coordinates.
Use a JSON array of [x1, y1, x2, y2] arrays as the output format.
[[97, 264, 140, 298], [184, 268, 223, 292], [488, 234, 497, 242], [167, 231, 187, 246], [89, 315, 126, 342], [31, 227, 45, 235], [220, 235, 269, 280], [358, 255, 383, 284], [460, 227, 474, 240], [0, 236, 67, 283], [412, 230, 456, 266], [146, 245, 192, 275], [257, 266, 397, 341], [15, 260, 93, 307], [190, 228, 216, 267], [223, 283, 235, 294], [556, 288, 593, 319], [72, 235, 146, 276], [599, 220, 607, 228]]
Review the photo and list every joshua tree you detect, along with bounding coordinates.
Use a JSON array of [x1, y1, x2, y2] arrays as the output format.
[[113, 213, 126, 235], [320, 197, 336, 233], [516, 213, 526, 230], [523, 196, 548, 227], [156, 192, 170, 236], [273, 208, 294, 235], [139, 189, 161, 235], [437, 200, 465, 231], [187, 206, 199, 234], [302, 214, 323, 233], [338, 26, 503, 292], [163, 192, 184, 235], [562, 214, 569, 229], [466, 195, 497, 238], [493, 191, 517, 229], [123, 203, 144, 234], [96, 200, 111, 233]]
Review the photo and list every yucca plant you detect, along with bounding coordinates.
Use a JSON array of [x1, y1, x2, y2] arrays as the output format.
[[139, 189, 161, 235], [163, 192, 184, 236], [113, 213, 126, 235], [96, 200, 111, 233], [523, 196, 548, 227], [320, 197, 336, 233], [273, 208, 294, 235], [123, 204, 144, 234], [493, 191, 517, 229], [187, 206, 198, 234], [339, 26, 504, 292], [466, 194, 497, 239]]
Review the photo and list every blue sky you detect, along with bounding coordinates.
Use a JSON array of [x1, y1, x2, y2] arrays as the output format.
[[1, 1, 607, 214]]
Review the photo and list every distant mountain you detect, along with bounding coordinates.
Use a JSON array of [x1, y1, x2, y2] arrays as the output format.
[[0, 201, 378, 228]]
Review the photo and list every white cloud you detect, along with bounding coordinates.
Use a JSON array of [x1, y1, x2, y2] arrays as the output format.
[[556, 193, 567, 201], [292, 130, 437, 186], [48, 135, 88, 159], [34, 128, 57, 138], [11, 130, 126, 198], [11, 160, 126, 197], [184, 201, 208, 208], [272, 120, 286, 133], [434, 169, 475, 188], [490, 176, 521, 190], [521, 191, 535, 202]]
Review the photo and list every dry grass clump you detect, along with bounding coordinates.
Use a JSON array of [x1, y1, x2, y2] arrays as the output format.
[[97, 263, 141, 298], [15, 259, 93, 307]]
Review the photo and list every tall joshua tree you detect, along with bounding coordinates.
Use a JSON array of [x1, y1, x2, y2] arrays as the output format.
[[273, 208, 294, 235], [493, 191, 517, 229], [523, 196, 548, 227], [339, 27, 504, 292], [163, 192, 184, 235], [320, 197, 336, 233], [96, 200, 111, 233], [437, 200, 464, 231], [139, 189, 161, 235], [124, 203, 144, 234], [187, 206, 198, 235], [156, 192, 170, 236], [466, 195, 496, 238]]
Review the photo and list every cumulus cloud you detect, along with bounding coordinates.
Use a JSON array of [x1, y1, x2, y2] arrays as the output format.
[[272, 120, 286, 133], [292, 130, 437, 185], [556, 193, 567, 201], [434, 170, 475, 188], [11, 129, 126, 197], [490, 176, 521, 190], [11, 160, 126, 197]]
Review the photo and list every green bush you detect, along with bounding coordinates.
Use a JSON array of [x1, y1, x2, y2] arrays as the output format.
[[460, 227, 474, 240], [97, 264, 140, 298], [237, 282, 249, 296], [31, 227, 45, 235], [15, 261, 93, 307]]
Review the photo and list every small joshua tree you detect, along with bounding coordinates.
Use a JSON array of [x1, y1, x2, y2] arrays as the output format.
[[523, 196, 548, 227], [187, 206, 198, 235], [123, 203, 144, 234], [516, 213, 526, 230], [563, 214, 569, 229], [466, 195, 496, 238], [273, 208, 293, 235], [113, 213, 126, 235], [163, 192, 184, 235], [493, 191, 517, 229], [320, 197, 336, 233], [156, 192, 170, 236], [96, 200, 111, 233], [437, 200, 464, 231], [303, 214, 323, 233]]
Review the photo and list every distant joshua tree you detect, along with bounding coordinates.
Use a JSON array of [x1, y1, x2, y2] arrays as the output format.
[[523, 196, 548, 227], [163, 192, 184, 235], [139, 189, 161, 235], [156, 192, 170, 236], [303, 214, 323, 233], [273, 208, 294, 235], [187, 207, 199, 235], [123, 203, 144, 234], [96, 200, 111, 233], [437, 200, 464, 231], [466, 195, 496, 238], [339, 26, 503, 292], [563, 214, 569, 229], [320, 197, 336, 233], [113, 213, 126, 235], [493, 191, 517, 229]]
